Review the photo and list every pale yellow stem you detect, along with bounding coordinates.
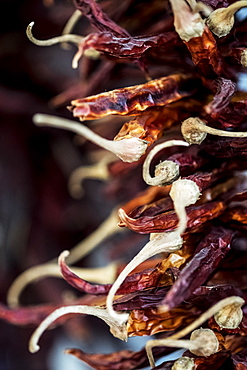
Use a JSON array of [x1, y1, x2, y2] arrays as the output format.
[[142, 140, 189, 186], [146, 296, 244, 367], [33, 114, 148, 162], [221, 1, 247, 17], [26, 22, 83, 46], [7, 262, 118, 308], [68, 153, 114, 198], [61, 10, 82, 49], [7, 208, 122, 307], [106, 228, 183, 325], [207, 1, 247, 37], [29, 304, 128, 354], [181, 117, 247, 145]]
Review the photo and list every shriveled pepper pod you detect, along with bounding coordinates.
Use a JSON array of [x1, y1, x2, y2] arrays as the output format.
[[214, 296, 245, 329], [70, 73, 193, 121], [172, 357, 195, 370], [181, 117, 247, 145], [206, 1, 247, 38]]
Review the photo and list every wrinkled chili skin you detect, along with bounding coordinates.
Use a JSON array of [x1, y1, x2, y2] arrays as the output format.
[[66, 346, 174, 370], [60, 256, 172, 295], [201, 136, 247, 158], [213, 99, 247, 129], [188, 285, 245, 310], [127, 304, 202, 337], [185, 27, 236, 80], [69, 74, 198, 120], [160, 228, 233, 310], [119, 201, 225, 234], [204, 78, 236, 119], [79, 31, 180, 59], [114, 98, 202, 144], [74, 0, 130, 36]]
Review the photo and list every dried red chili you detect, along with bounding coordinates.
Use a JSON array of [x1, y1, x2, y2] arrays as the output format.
[[202, 136, 247, 158], [204, 77, 236, 119], [74, 0, 130, 36], [160, 228, 233, 311], [5, 0, 247, 367], [119, 201, 225, 234], [65, 345, 173, 370], [77, 31, 179, 59], [69, 74, 197, 121], [185, 26, 235, 79], [127, 305, 201, 337], [59, 252, 174, 295]]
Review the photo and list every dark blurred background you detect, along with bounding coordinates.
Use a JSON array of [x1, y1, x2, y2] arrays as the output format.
[[0, 0, 154, 368]]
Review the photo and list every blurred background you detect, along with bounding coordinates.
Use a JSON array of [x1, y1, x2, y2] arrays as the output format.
[[0, 1, 150, 368]]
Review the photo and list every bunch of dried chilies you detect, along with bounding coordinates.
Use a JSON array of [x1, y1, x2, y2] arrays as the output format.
[[3, 0, 247, 368]]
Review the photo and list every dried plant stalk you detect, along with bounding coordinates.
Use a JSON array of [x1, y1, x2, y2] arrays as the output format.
[[146, 296, 244, 367], [142, 140, 189, 186], [207, 1, 247, 37], [7, 208, 121, 307], [33, 114, 148, 162], [181, 117, 247, 145], [29, 305, 128, 354]]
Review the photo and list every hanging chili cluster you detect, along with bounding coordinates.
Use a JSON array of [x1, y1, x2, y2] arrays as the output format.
[[2, 0, 247, 369]]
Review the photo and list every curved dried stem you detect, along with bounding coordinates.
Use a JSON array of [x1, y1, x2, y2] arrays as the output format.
[[142, 140, 189, 186], [146, 296, 243, 367], [7, 208, 122, 307], [163, 296, 243, 339], [68, 153, 115, 198], [182, 117, 247, 145], [26, 22, 83, 47], [169, 179, 201, 235], [61, 10, 82, 49], [223, 0, 247, 14], [29, 304, 128, 354], [33, 114, 148, 162], [106, 226, 183, 326], [207, 1, 247, 37], [7, 264, 60, 308], [7, 261, 118, 308], [106, 176, 200, 325], [147, 329, 218, 368]]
